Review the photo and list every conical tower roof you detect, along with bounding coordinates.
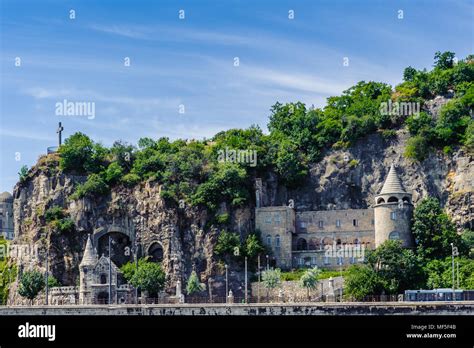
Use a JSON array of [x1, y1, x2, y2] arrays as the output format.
[[379, 164, 406, 194], [80, 234, 97, 267]]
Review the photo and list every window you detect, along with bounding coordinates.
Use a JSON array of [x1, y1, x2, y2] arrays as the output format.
[[350, 257, 355, 264], [100, 274, 107, 284], [318, 220, 324, 228], [371, 219, 375, 225], [298, 258, 304, 266], [353, 219, 358, 227], [265, 215, 272, 224], [389, 231, 400, 240], [274, 214, 281, 225], [336, 219, 341, 228], [266, 235, 272, 246], [337, 257, 343, 265], [300, 221, 307, 228], [390, 212, 397, 220], [297, 238, 307, 251], [311, 257, 317, 265], [324, 256, 330, 265], [275, 235, 281, 248]]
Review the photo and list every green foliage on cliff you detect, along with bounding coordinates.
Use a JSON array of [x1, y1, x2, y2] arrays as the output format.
[[0, 239, 17, 305], [56, 52, 472, 216], [44, 206, 75, 234], [18, 270, 45, 302]]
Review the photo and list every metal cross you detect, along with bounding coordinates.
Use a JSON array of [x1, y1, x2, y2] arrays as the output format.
[[57, 122, 64, 146]]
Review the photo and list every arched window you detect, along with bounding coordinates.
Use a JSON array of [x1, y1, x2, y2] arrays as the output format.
[[402, 196, 411, 204], [297, 238, 307, 251], [308, 240, 316, 250], [377, 197, 385, 204], [388, 196, 398, 203], [266, 235, 272, 246], [100, 274, 107, 284], [389, 231, 400, 240], [275, 235, 281, 248], [354, 238, 360, 245], [336, 238, 342, 245]]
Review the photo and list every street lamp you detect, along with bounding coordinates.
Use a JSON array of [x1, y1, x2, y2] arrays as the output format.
[[450, 243, 459, 301], [225, 264, 229, 300], [266, 255, 269, 270]]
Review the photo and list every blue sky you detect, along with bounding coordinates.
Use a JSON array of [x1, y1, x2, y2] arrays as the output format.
[[0, 0, 473, 192]]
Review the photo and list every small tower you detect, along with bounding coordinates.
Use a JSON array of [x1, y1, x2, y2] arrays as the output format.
[[374, 164, 414, 248], [0, 192, 14, 240], [79, 234, 97, 304]]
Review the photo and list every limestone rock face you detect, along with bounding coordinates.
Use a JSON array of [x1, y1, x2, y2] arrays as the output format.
[[9, 98, 473, 304], [264, 128, 473, 232]]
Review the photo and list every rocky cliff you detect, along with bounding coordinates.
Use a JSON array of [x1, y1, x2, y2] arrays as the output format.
[[9, 100, 473, 303]]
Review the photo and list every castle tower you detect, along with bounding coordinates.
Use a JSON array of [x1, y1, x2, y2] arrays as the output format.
[[374, 164, 414, 248], [79, 234, 97, 304], [0, 192, 14, 240]]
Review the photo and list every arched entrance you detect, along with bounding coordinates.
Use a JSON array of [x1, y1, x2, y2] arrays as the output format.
[[148, 242, 164, 263], [97, 292, 109, 304], [97, 232, 132, 267]]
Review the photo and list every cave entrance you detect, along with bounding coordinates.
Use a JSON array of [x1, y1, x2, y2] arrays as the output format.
[[147, 242, 164, 263], [97, 232, 132, 267]]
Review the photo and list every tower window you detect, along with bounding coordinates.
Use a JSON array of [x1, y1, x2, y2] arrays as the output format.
[[275, 235, 281, 248], [336, 219, 341, 228], [266, 235, 272, 246], [390, 212, 397, 220], [353, 219, 358, 227], [389, 231, 400, 240], [318, 220, 324, 228], [265, 215, 272, 224]]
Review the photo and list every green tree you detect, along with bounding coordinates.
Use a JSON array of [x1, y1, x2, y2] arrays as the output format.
[[300, 267, 321, 300], [425, 257, 474, 289], [434, 51, 456, 70], [243, 233, 265, 260], [18, 270, 45, 303], [412, 198, 468, 261], [345, 241, 423, 299], [121, 258, 166, 298], [70, 173, 109, 200], [214, 231, 240, 258], [261, 268, 281, 300], [186, 271, 205, 296], [18, 165, 29, 183]]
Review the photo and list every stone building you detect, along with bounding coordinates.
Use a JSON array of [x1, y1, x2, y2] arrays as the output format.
[[256, 164, 414, 269], [0, 191, 14, 240], [78, 234, 134, 304]]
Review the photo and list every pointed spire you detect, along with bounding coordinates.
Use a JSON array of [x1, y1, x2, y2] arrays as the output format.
[[380, 164, 406, 194], [80, 234, 97, 267]]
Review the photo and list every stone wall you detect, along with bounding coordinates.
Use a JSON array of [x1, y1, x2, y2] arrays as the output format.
[[1, 302, 473, 315], [250, 276, 344, 301]]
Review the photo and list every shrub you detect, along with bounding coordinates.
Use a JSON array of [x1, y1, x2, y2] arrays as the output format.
[[18, 165, 29, 183], [186, 271, 205, 295], [70, 174, 109, 200], [404, 135, 429, 161], [214, 231, 240, 257], [18, 270, 45, 302], [45, 206, 65, 222], [121, 173, 141, 187]]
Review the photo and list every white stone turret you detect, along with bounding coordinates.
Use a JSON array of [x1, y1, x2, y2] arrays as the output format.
[[79, 234, 97, 304], [374, 164, 414, 248]]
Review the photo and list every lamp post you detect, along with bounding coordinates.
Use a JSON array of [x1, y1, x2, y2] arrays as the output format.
[[244, 257, 248, 303], [266, 255, 269, 270], [225, 264, 229, 301], [450, 243, 458, 301], [109, 236, 112, 305], [257, 255, 261, 303], [45, 249, 49, 305]]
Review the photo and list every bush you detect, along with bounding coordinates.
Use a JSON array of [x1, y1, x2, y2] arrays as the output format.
[[70, 174, 109, 200], [404, 135, 429, 161], [45, 206, 65, 222], [104, 162, 123, 185], [59, 133, 108, 174], [18, 165, 29, 183], [18, 270, 45, 302], [121, 173, 141, 187], [121, 258, 166, 297], [214, 231, 240, 257]]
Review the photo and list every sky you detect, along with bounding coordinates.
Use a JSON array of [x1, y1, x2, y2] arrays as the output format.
[[0, 0, 473, 193]]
